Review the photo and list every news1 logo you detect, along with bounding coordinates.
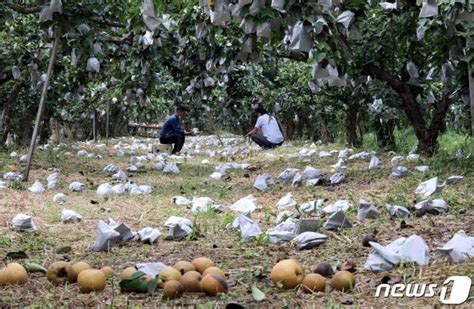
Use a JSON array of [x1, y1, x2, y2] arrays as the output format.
[[375, 276, 472, 304]]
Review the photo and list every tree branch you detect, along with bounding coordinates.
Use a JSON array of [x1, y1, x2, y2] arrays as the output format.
[[427, 90, 459, 135], [104, 33, 134, 46], [275, 52, 308, 62], [368, 64, 428, 140], [6, 3, 125, 28], [5, 3, 42, 14], [75, 9, 125, 28], [368, 64, 406, 93]]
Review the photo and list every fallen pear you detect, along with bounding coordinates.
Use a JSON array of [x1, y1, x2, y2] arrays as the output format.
[[77, 269, 106, 293], [270, 259, 304, 290], [330, 271, 356, 292], [200, 274, 228, 296], [191, 257, 214, 274], [180, 271, 202, 293], [47, 261, 75, 284], [0, 263, 28, 286], [162, 280, 184, 299]]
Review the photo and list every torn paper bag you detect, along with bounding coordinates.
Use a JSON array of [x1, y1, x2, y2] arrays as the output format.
[[323, 211, 352, 230], [253, 173, 274, 192], [231, 195, 257, 215], [61, 209, 82, 223], [386, 204, 411, 218], [91, 220, 121, 252], [11, 214, 37, 232], [357, 199, 380, 221], [232, 214, 261, 241], [164, 216, 193, 240], [437, 230, 474, 263], [294, 232, 329, 250], [137, 227, 161, 244]]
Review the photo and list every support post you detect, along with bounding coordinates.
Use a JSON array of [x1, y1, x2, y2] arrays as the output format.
[[93, 110, 97, 142], [106, 101, 110, 144], [23, 28, 61, 182]]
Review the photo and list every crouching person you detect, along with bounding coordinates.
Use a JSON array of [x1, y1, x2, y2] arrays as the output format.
[[244, 106, 284, 149], [159, 105, 193, 155]]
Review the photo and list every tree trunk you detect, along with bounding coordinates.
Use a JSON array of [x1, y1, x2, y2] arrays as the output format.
[[285, 117, 295, 140], [375, 118, 396, 150], [369, 65, 454, 156], [319, 113, 332, 143], [345, 103, 362, 147], [358, 121, 365, 145], [469, 63, 474, 137], [421, 92, 456, 154], [1, 81, 23, 146]]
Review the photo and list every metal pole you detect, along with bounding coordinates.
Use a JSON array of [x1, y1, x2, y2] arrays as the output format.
[[23, 28, 61, 182], [93, 110, 97, 142], [106, 101, 110, 144]]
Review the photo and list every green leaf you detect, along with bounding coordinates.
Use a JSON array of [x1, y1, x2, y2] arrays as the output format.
[[128, 270, 145, 281], [55, 246, 72, 254], [24, 262, 47, 273], [119, 271, 149, 293], [147, 279, 158, 295], [252, 284, 266, 302], [6, 251, 28, 259], [276, 281, 284, 289]]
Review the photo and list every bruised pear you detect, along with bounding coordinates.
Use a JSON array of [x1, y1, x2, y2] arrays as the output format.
[[77, 269, 106, 293], [270, 259, 304, 290], [314, 262, 334, 278], [0, 263, 28, 286], [47, 261, 75, 284], [330, 271, 356, 292], [302, 274, 326, 293], [200, 274, 228, 296], [180, 271, 202, 293], [173, 261, 196, 274], [202, 266, 225, 279], [162, 280, 184, 299], [337, 261, 357, 273], [191, 257, 214, 274]]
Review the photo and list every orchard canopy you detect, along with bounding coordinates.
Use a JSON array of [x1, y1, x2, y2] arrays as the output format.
[[0, 0, 473, 153]]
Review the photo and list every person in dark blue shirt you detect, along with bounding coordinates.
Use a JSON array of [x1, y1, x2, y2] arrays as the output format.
[[159, 105, 192, 154]]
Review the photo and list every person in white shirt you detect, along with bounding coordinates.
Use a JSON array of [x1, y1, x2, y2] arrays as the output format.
[[244, 106, 284, 148]]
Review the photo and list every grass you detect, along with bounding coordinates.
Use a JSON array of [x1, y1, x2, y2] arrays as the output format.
[[0, 133, 472, 307]]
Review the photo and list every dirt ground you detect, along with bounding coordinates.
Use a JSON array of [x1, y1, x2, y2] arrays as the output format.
[[0, 135, 473, 307]]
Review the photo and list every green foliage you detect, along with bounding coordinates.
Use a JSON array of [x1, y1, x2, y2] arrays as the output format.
[[119, 271, 158, 294]]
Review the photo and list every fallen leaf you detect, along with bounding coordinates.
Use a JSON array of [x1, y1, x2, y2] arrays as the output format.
[[24, 262, 47, 273], [252, 284, 266, 301], [6, 251, 28, 259], [56, 246, 72, 254]]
